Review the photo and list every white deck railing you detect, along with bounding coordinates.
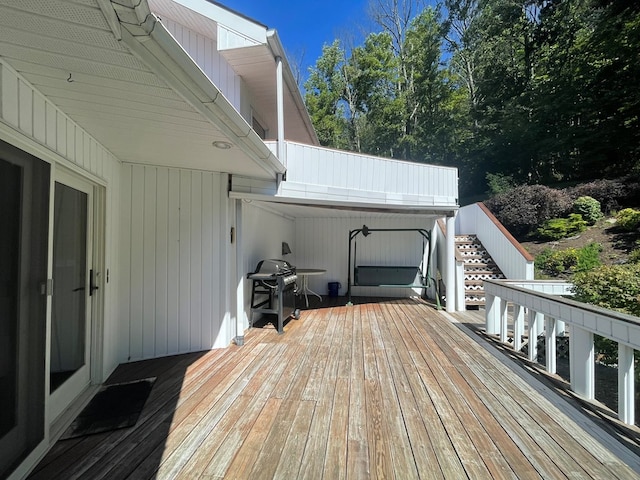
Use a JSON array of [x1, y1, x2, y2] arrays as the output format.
[[484, 279, 640, 425]]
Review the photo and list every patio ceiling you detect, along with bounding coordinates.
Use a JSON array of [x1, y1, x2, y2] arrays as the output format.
[[0, 0, 282, 178]]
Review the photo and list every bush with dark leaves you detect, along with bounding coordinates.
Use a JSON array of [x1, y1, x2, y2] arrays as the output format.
[[566, 178, 636, 214], [484, 185, 572, 238]]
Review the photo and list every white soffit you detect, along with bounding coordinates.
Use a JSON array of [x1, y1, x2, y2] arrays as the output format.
[[0, 0, 280, 178], [150, 0, 318, 146]]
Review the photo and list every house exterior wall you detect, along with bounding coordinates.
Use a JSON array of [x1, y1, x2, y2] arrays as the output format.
[[240, 202, 295, 329], [294, 216, 436, 298], [162, 18, 243, 114], [119, 164, 233, 360], [0, 60, 122, 381]]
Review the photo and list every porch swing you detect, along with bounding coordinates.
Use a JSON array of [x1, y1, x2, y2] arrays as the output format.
[[346, 225, 434, 303]]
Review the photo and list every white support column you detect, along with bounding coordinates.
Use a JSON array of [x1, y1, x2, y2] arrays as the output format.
[[445, 214, 456, 312], [275, 56, 285, 165], [235, 200, 246, 345], [513, 304, 525, 352], [618, 343, 635, 425], [485, 293, 499, 335], [528, 310, 543, 363], [220, 174, 233, 344], [499, 299, 509, 344], [570, 325, 594, 400], [545, 315, 557, 374]]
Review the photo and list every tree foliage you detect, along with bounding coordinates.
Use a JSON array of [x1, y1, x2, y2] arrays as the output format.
[[304, 0, 640, 198]]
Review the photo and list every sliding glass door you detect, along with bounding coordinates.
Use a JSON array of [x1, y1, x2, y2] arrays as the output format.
[[0, 143, 49, 479], [49, 173, 94, 422]]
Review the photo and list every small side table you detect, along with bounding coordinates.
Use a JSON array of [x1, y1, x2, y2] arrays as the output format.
[[296, 268, 326, 307]]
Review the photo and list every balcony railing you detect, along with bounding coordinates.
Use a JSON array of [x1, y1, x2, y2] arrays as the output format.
[[484, 278, 640, 425]]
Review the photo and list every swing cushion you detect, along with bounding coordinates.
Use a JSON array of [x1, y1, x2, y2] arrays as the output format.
[[354, 266, 423, 287]]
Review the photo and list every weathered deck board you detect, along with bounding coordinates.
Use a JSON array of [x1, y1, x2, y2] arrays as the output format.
[[30, 298, 640, 480]]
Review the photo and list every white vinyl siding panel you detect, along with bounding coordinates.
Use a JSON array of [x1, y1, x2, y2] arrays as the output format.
[[121, 164, 227, 361], [0, 61, 115, 181], [266, 141, 458, 206], [162, 18, 241, 112]]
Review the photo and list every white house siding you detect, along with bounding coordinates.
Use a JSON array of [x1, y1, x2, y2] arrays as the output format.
[[161, 18, 242, 112], [119, 164, 230, 361], [264, 141, 459, 207], [457, 203, 534, 279], [294, 216, 436, 298], [0, 60, 122, 381], [240, 202, 295, 328]]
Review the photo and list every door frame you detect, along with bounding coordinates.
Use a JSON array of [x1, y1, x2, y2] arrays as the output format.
[[47, 166, 105, 425]]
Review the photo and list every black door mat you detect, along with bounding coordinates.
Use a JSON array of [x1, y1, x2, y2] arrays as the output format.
[[60, 377, 156, 439]]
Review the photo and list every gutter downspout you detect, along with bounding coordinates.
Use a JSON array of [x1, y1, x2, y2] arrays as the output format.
[[275, 56, 286, 167]]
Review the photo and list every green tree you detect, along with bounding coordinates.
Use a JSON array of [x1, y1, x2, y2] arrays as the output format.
[[304, 40, 349, 148]]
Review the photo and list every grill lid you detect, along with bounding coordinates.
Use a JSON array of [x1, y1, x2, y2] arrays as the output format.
[[248, 259, 296, 277]]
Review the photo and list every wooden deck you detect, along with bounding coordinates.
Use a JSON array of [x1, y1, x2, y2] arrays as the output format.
[[30, 298, 640, 479]]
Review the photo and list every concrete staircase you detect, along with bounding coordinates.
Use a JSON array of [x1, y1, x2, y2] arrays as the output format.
[[456, 234, 505, 307]]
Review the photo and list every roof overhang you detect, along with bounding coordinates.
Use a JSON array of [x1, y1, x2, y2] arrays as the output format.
[[151, 0, 319, 145], [0, 0, 284, 178]]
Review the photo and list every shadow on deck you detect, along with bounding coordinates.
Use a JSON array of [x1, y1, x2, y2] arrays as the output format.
[[30, 297, 640, 479]]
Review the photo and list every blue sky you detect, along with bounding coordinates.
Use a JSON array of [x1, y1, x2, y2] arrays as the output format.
[[224, 1, 371, 80]]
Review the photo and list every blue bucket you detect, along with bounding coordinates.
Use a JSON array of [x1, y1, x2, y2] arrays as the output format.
[[328, 282, 341, 297]]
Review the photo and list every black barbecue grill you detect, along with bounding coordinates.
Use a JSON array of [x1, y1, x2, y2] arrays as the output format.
[[247, 259, 300, 334]]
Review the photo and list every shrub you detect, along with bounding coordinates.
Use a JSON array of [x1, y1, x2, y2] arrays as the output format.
[[484, 185, 572, 238], [630, 241, 640, 263], [535, 242, 602, 277], [572, 196, 602, 225], [566, 178, 629, 214], [536, 214, 587, 240], [572, 263, 640, 317], [615, 208, 640, 231]]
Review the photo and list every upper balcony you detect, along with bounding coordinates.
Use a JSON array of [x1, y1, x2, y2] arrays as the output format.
[[230, 141, 459, 215]]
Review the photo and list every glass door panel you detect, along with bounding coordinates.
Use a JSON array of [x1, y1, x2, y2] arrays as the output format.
[[0, 146, 48, 479], [49, 175, 93, 422]]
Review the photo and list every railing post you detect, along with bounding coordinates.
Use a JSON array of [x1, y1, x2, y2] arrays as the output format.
[[618, 343, 635, 425], [570, 326, 594, 400], [485, 292, 500, 335], [513, 304, 524, 352], [545, 315, 556, 374], [499, 299, 509, 343], [528, 310, 543, 363]]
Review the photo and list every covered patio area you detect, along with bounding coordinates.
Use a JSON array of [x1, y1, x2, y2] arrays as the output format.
[[29, 298, 640, 479]]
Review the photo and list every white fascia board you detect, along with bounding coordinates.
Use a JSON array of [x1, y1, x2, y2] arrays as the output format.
[[229, 191, 458, 216], [171, 0, 267, 44]]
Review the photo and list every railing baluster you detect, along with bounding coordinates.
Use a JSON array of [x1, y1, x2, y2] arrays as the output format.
[[513, 304, 524, 352], [570, 326, 595, 400], [485, 292, 499, 335], [500, 299, 509, 344], [618, 343, 635, 425], [528, 310, 543, 363], [545, 315, 557, 374]]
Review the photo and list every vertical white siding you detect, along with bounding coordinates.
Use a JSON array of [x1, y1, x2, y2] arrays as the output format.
[[457, 203, 534, 279], [120, 164, 228, 361], [162, 18, 242, 112], [294, 216, 435, 298], [0, 61, 115, 182], [0, 60, 122, 380], [241, 203, 295, 329]]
